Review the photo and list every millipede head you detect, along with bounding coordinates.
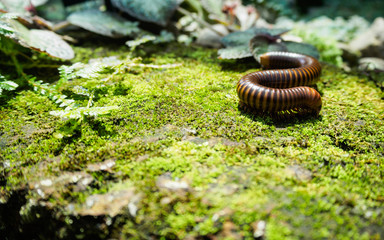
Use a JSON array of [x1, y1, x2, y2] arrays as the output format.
[[305, 88, 322, 115]]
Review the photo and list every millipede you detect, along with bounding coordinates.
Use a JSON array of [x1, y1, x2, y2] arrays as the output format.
[[236, 51, 322, 118]]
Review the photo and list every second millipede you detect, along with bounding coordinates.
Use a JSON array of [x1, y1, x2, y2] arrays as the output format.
[[236, 51, 322, 117]]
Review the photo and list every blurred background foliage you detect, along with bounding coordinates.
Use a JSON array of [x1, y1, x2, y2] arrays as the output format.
[[244, 0, 384, 22], [0, 0, 383, 96]]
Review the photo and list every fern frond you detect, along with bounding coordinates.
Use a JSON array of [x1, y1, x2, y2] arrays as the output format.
[[58, 60, 118, 84], [126, 35, 156, 51], [75, 62, 106, 79], [30, 78, 78, 110], [0, 74, 18, 95], [72, 85, 90, 96]]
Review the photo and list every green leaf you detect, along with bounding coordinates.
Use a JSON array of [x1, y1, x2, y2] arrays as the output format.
[[5, 19, 74, 59], [67, 9, 140, 38], [126, 35, 156, 50], [153, 30, 175, 44], [0, 15, 16, 36], [0, 80, 18, 94], [249, 35, 285, 61], [57, 57, 124, 89], [284, 41, 320, 59], [72, 86, 90, 97], [217, 45, 252, 59], [110, 0, 181, 26], [0, 74, 18, 94], [221, 27, 289, 47], [249, 35, 320, 62], [35, 0, 66, 21], [0, 80, 18, 89]]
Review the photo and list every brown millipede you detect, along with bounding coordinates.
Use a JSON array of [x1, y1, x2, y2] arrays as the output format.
[[236, 51, 322, 117]]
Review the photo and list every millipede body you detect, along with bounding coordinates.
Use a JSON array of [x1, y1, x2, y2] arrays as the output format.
[[236, 52, 322, 117]]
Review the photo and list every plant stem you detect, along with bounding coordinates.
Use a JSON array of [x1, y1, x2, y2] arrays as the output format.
[[10, 54, 29, 85]]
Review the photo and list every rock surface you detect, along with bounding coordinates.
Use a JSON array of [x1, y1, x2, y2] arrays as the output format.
[[358, 57, 384, 71], [349, 17, 384, 59]]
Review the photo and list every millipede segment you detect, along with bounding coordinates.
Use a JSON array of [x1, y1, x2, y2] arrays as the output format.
[[237, 52, 322, 117]]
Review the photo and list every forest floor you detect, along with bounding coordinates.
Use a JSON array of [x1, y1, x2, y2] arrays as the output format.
[[1, 42, 383, 239]]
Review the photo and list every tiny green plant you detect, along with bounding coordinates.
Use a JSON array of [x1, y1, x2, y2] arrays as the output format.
[[0, 74, 18, 95], [46, 60, 121, 138]]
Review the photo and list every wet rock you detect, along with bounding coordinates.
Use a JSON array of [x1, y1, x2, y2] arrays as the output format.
[[208, 183, 239, 195], [132, 124, 196, 144], [278, 136, 297, 146], [196, 24, 228, 48], [156, 173, 190, 192], [215, 137, 244, 147], [87, 159, 116, 172], [0, 135, 8, 149], [78, 188, 140, 217], [358, 57, 384, 71], [181, 127, 197, 136], [216, 221, 242, 240], [252, 220, 266, 239], [212, 208, 234, 222], [185, 136, 208, 145], [339, 42, 359, 66], [184, 136, 244, 147], [354, 120, 366, 126], [31, 172, 94, 199], [349, 17, 384, 59], [136, 154, 150, 162], [286, 165, 312, 182]]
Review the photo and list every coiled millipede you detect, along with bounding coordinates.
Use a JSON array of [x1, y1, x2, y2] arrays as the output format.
[[236, 52, 322, 118]]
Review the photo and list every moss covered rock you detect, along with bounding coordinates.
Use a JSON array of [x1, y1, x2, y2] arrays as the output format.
[[1, 43, 383, 239]]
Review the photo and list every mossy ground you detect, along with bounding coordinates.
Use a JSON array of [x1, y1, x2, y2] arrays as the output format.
[[1, 43, 383, 239]]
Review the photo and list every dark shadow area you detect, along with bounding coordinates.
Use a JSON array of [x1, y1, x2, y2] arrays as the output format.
[[237, 102, 323, 127], [219, 57, 262, 73], [0, 192, 122, 240]]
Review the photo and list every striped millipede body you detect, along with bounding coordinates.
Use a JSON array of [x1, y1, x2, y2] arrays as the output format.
[[237, 52, 322, 117]]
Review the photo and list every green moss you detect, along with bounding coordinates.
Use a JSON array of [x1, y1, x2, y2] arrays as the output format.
[[1, 43, 383, 239]]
